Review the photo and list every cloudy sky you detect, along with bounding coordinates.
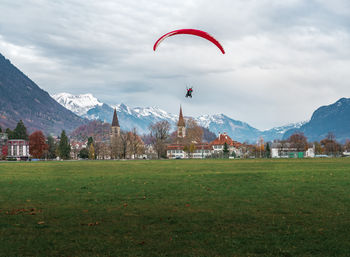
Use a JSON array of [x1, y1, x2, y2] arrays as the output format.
[[1, 0, 350, 130]]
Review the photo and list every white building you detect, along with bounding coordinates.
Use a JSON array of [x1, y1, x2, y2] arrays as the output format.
[[167, 143, 212, 159], [7, 139, 30, 160], [342, 151, 350, 157], [305, 147, 315, 158], [271, 142, 315, 158]]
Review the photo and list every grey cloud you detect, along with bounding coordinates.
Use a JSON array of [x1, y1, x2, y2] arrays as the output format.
[[0, 0, 350, 130]]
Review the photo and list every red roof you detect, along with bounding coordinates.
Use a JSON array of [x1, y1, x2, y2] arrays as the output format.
[[167, 144, 184, 150], [210, 133, 242, 147]]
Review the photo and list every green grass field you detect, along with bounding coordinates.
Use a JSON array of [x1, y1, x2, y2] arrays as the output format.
[[0, 159, 350, 257]]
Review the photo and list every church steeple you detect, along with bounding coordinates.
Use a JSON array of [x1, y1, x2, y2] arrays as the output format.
[[111, 108, 120, 139], [177, 105, 186, 138], [112, 108, 120, 127], [177, 106, 185, 127]]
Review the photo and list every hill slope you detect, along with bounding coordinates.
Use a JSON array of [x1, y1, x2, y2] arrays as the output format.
[[0, 53, 86, 135], [284, 98, 350, 142]]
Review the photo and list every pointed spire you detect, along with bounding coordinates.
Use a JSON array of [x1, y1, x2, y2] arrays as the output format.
[[112, 108, 120, 127], [177, 105, 185, 127]]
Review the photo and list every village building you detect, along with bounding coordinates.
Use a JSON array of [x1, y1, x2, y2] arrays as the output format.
[[210, 132, 243, 157], [167, 143, 212, 159], [144, 144, 157, 159], [270, 142, 315, 158], [70, 140, 88, 159], [7, 139, 30, 160], [166, 107, 242, 159], [191, 143, 212, 159], [343, 151, 350, 157], [305, 147, 315, 158], [167, 144, 185, 159]]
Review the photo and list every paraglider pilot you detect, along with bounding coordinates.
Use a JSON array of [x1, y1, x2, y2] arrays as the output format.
[[186, 87, 193, 98]]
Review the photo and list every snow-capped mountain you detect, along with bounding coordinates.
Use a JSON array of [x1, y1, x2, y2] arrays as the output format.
[[195, 114, 261, 143], [132, 106, 178, 122], [193, 115, 306, 142], [53, 92, 305, 142], [261, 121, 307, 142], [85, 103, 178, 134], [52, 93, 103, 117]]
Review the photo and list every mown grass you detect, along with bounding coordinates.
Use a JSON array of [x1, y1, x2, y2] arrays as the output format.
[[0, 159, 350, 256]]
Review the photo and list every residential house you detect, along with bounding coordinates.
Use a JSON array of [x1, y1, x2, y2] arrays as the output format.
[[210, 132, 243, 157], [70, 140, 88, 159]]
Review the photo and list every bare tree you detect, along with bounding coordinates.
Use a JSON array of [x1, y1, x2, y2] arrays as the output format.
[[127, 128, 145, 159], [94, 142, 101, 159], [149, 121, 171, 159], [182, 118, 203, 157], [119, 131, 129, 159], [344, 139, 350, 152], [313, 141, 323, 155], [185, 118, 203, 143], [288, 132, 308, 152], [240, 142, 254, 158], [321, 132, 342, 156], [95, 141, 109, 160]]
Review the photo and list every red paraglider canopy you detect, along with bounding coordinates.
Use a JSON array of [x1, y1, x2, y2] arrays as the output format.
[[153, 29, 225, 54]]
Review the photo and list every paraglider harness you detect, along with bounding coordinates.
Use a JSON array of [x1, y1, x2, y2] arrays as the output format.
[[186, 87, 193, 98]]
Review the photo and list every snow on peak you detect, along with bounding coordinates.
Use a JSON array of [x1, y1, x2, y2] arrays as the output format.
[[52, 92, 103, 116], [264, 121, 307, 134], [133, 106, 177, 121], [196, 113, 228, 127], [112, 104, 178, 122], [114, 103, 133, 114]]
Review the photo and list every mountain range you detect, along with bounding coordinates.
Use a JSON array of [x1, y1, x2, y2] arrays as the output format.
[[0, 53, 86, 135], [1, 52, 349, 143], [54, 93, 350, 143], [53, 92, 306, 143]]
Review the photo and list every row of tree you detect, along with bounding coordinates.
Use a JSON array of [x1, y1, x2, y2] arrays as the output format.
[[29, 130, 71, 159], [0, 120, 71, 159], [3, 120, 349, 160], [1, 120, 28, 140], [251, 132, 348, 158]]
